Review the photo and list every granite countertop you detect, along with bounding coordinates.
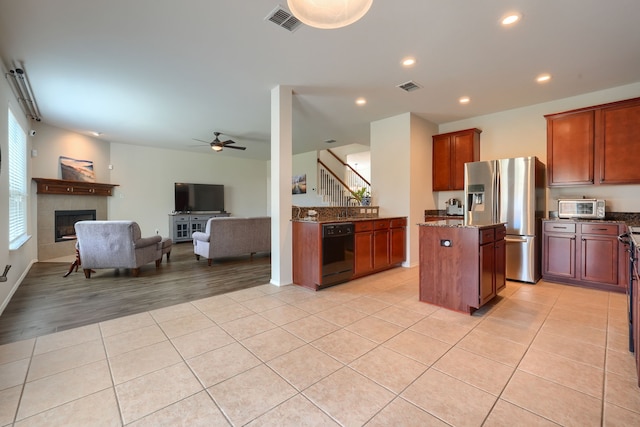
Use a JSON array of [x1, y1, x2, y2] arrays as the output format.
[[292, 216, 405, 224], [544, 216, 640, 227], [418, 220, 505, 229]]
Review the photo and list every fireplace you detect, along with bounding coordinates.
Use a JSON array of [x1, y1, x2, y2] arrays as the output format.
[[55, 210, 96, 242]]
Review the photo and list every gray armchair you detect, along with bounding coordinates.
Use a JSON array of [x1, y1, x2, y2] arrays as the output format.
[[74, 220, 162, 278]]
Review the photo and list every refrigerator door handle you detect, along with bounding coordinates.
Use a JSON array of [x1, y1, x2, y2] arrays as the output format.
[[495, 170, 500, 223], [505, 236, 528, 243]]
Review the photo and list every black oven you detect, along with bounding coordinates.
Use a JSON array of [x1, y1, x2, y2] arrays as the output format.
[[321, 223, 354, 288]]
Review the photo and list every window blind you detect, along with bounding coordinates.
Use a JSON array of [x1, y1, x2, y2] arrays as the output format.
[[8, 108, 28, 249]]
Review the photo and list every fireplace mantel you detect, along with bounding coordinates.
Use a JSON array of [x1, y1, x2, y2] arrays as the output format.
[[33, 178, 119, 196]]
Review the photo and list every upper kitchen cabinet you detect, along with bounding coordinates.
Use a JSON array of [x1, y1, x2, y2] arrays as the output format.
[[432, 128, 481, 191], [545, 97, 640, 186]]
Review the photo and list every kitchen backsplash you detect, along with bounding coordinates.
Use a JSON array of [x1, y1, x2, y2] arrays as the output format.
[[292, 206, 379, 221]]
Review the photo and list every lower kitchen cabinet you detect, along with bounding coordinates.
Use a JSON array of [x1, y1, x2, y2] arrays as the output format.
[[354, 221, 374, 276], [390, 218, 407, 265], [373, 220, 391, 269], [542, 220, 627, 292], [354, 217, 406, 278], [419, 223, 506, 314], [543, 222, 577, 279]]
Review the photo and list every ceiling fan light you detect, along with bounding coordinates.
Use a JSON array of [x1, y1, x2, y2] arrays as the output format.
[[212, 145, 223, 151], [287, 0, 373, 29]]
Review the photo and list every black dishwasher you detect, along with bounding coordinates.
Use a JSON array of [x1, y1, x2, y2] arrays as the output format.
[[321, 223, 355, 288]]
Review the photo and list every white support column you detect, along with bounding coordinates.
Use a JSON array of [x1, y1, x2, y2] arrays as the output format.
[[270, 85, 293, 286]]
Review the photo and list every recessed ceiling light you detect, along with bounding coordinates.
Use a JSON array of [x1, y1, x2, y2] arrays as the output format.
[[91, 131, 102, 136], [402, 57, 416, 67], [355, 97, 366, 106], [501, 12, 522, 26], [459, 96, 470, 104], [536, 73, 551, 83]]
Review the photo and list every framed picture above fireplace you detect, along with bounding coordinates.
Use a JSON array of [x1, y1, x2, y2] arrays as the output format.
[[59, 156, 96, 182]]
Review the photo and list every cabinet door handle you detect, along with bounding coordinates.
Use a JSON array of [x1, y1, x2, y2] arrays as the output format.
[[592, 228, 608, 231], [552, 226, 567, 229]]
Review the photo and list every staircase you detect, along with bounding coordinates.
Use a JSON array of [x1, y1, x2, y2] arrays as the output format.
[[317, 150, 371, 207]]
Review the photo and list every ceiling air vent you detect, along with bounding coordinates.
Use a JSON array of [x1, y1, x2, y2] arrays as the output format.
[[397, 81, 422, 92], [265, 5, 302, 32]]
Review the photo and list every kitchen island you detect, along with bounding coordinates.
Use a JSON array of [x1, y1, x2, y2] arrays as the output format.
[[418, 220, 506, 314]]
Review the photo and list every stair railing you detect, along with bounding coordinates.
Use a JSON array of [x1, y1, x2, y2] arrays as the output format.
[[317, 159, 360, 206], [326, 149, 371, 197]]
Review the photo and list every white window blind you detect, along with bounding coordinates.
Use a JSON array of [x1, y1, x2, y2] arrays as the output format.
[[8, 108, 28, 249]]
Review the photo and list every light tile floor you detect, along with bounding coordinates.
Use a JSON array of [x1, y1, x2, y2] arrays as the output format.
[[1, 266, 640, 426]]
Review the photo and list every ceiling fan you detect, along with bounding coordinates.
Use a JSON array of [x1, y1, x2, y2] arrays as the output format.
[[193, 132, 247, 152]]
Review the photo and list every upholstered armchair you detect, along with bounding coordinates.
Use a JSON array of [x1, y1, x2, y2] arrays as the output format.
[[74, 220, 162, 278]]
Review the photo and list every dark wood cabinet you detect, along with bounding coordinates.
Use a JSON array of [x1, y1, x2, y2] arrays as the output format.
[[599, 100, 640, 184], [432, 128, 481, 191], [354, 222, 374, 276], [390, 218, 407, 265], [479, 239, 496, 306], [543, 222, 577, 279], [33, 178, 118, 196], [580, 224, 621, 285], [292, 221, 322, 289], [479, 226, 506, 306], [419, 223, 506, 314], [495, 228, 506, 293], [354, 217, 406, 278], [373, 220, 391, 269], [545, 97, 640, 186], [546, 111, 595, 185], [542, 220, 627, 292]]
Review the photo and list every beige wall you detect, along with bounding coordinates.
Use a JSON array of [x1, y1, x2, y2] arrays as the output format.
[[371, 112, 439, 267], [108, 142, 269, 237]]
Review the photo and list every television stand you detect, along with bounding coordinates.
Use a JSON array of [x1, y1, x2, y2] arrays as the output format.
[[169, 212, 230, 242]]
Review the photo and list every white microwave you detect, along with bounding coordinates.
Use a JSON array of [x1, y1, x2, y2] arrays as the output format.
[[558, 199, 606, 219]]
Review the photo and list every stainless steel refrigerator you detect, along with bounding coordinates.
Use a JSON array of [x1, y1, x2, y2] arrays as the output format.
[[464, 156, 546, 283]]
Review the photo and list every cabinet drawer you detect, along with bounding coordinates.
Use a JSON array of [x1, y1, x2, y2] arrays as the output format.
[[390, 218, 407, 228], [374, 220, 390, 230], [580, 223, 619, 235], [355, 221, 373, 232], [544, 222, 576, 233], [174, 216, 190, 221], [495, 226, 506, 240], [480, 228, 495, 244]]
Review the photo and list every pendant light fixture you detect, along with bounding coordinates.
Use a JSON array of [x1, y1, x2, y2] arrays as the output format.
[[287, 0, 373, 29]]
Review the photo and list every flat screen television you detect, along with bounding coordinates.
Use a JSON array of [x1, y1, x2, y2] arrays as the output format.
[[174, 183, 225, 213]]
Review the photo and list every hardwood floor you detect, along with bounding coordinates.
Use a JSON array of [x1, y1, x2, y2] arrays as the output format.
[[0, 242, 271, 345]]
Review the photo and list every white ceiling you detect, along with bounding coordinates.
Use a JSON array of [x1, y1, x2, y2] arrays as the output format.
[[1, 0, 639, 160]]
